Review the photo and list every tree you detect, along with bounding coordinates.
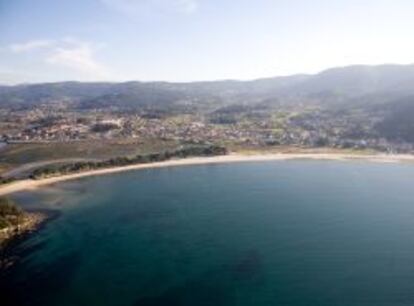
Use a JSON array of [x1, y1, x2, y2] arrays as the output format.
[[0, 197, 24, 229]]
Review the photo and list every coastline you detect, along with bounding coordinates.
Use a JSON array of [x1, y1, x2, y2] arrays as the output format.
[[0, 209, 57, 271], [0, 212, 47, 268], [0, 212, 47, 244], [1, 152, 414, 197]]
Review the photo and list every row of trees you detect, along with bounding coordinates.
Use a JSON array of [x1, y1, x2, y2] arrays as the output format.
[[0, 197, 24, 230], [0, 177, 15, 186], [30, 144, 227, 180]]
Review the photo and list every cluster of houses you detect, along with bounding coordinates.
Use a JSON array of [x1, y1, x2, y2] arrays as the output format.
[[1, 108, 413, 153]]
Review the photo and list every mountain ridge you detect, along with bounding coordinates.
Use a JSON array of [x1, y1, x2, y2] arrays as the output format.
[[1, 64, 414, 111]]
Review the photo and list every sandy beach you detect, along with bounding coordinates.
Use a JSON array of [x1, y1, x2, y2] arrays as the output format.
[[1, 152, 414, 196]]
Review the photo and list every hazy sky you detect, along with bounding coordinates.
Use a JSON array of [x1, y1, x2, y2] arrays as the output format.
[[1, 0, 413, 84]]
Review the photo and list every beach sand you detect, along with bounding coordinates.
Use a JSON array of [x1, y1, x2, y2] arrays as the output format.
[[1, 152, 414, 196]]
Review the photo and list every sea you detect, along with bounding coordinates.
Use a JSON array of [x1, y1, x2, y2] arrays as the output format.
[[2, 160, 414, 306]]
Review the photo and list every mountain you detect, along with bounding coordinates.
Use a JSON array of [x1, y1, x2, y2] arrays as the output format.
[[0, 82, 115, 107], [376, 96, 414, 143], [291, 64, 414, 96], [1, 64, 414, 111]]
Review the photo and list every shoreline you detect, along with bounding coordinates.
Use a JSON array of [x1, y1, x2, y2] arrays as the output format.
[[0, 212, 47, 245], [0, 209, 58, 271], [1, 152, 414, 196]]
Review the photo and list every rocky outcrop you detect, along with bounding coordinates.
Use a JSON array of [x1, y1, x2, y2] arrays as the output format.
[[0, 212, 46, 246]]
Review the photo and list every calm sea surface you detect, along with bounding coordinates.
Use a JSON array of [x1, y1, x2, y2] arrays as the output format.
[[3, 160, 414, 306]]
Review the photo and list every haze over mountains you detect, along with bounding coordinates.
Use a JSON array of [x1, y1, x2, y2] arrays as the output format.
[[1, 64, 414, 111]]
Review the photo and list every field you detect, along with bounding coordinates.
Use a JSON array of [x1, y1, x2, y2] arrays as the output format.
[[0, 139, 180, 176]]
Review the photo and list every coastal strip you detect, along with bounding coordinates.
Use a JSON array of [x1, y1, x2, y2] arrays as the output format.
[[1, 153, 414, 197], [0, 212, 46, 244], [0, 210, 54, 270]]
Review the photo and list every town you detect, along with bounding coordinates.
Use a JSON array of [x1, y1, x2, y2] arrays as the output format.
[[1, 102, 412, 155]]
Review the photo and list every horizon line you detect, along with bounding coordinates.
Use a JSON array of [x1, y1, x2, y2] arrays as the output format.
[[2, 62, 414, 87]]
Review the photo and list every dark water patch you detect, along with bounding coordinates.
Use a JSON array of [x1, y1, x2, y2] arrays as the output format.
[[1, 250, 82, 306], [4, 240, 49, 266], [135, 270, 235, 306], [231, 249, 262, 281]]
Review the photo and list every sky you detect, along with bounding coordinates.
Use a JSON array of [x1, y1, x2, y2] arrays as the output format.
[[0, 0, 414, 84]]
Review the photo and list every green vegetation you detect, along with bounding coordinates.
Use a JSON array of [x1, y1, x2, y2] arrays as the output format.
[[0, 139, 181, 175], [0, 177, 15, 186], [29, 144, 227, 179], [91, 122, 120, 133], [376, 99, 414, 143], [0, 197, 24, 230]]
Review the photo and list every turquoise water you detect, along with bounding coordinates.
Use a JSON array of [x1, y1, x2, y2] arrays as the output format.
[[3, 160, 414, 305]]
